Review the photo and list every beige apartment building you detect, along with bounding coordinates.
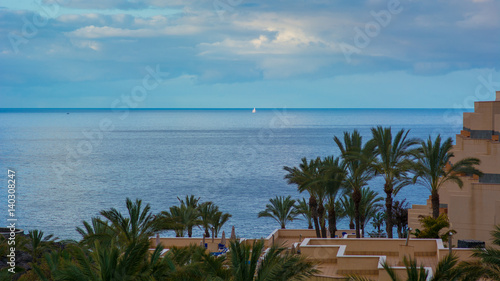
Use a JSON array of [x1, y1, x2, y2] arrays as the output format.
[[409, 91, 500, 246]]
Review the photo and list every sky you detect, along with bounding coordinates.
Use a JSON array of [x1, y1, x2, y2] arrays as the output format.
[[0, 0, 499, 108]]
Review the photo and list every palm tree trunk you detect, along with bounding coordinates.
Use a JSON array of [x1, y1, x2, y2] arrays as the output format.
[[188, 227, 193, 238], [205, 228, 210, 237], [431, 190, 440, 219], [349, 219, 354, 230], [353, 189, 361, 238], [318, 202, 327, 238], [328, 205, 337, 238], [309, 196, 321, 238], [385, 183, 394, 238]]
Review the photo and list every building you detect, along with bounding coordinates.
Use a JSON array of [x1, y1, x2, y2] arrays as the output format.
[[408, 91, 500, 246], [151, 228, 476, 280]]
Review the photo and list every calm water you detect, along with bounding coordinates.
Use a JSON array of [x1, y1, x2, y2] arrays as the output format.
[[0, 108, 468, 240]]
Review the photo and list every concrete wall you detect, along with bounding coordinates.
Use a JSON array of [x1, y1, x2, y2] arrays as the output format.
[[303, 238, 437, 256], [264, 228, 356, 248]]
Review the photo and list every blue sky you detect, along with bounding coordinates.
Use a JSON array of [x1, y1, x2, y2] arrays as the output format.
[[0, 0, 499, 108]]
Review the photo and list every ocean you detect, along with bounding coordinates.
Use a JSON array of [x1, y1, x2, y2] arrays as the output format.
[[0, 108, 469, 240]]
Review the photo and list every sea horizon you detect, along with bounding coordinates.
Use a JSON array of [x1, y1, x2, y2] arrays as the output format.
[[0, 107, 474, 111]]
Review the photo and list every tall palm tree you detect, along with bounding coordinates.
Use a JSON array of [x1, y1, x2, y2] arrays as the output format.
[[371, 126, 419, 238], [295, 198, 313, 229], [338, 187, 382, 237], [334, 130, 376, 238], [455, 225, 500, 280], [284, 157, 323, 238], [321, 156, 346, 238], [413, 135, 482, 218], [258, 195, 299, 229]]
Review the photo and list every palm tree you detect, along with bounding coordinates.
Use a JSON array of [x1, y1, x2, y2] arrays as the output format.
[[258, 195, 299, 229], [338, 187, 382, 237], [228, 239, 318, 281], [334, 130, 376, 238], [100, 197, 157, 245], [159, 206, 185, 237], [160, 244, 224, 280], [392, 199, 410, 238], [163, 204, 201, 237], [155, 195, 210, 238], [178, 195, 200, 209], [24, 230, 59, 264], [210, 210, 232, 238], [34, 229, 173, 280], [338, 194, 355, 230], [321, 156, 346, 238], [413, 135, 482, 218], [32, 246, 73, 280], [413, 214, 454, 241], [295, 198, 313, 229], [358, 188, 383, 237], [34, 202, 229, 281], [284, 157, 323, 238], [76, 217, 116, 249], [371, 212, 385, 234], [371, 126, 419, 238], [198, 201, 219, 237], [66, 241, 152, 280], [381, 257, 429, 281], [455, 225, 500, 280], [178, 195, 202, 237]]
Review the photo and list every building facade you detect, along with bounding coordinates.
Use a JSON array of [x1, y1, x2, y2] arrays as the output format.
[[408, 91, 500, 246]]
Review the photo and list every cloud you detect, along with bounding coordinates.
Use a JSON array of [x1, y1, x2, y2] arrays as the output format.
[[42, 0, 148, 10], [66, 24, 202, 38], [0, 0, 498, 108]]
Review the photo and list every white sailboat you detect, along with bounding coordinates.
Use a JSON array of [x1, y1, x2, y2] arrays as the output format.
[[252, 107, 256, 113]]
